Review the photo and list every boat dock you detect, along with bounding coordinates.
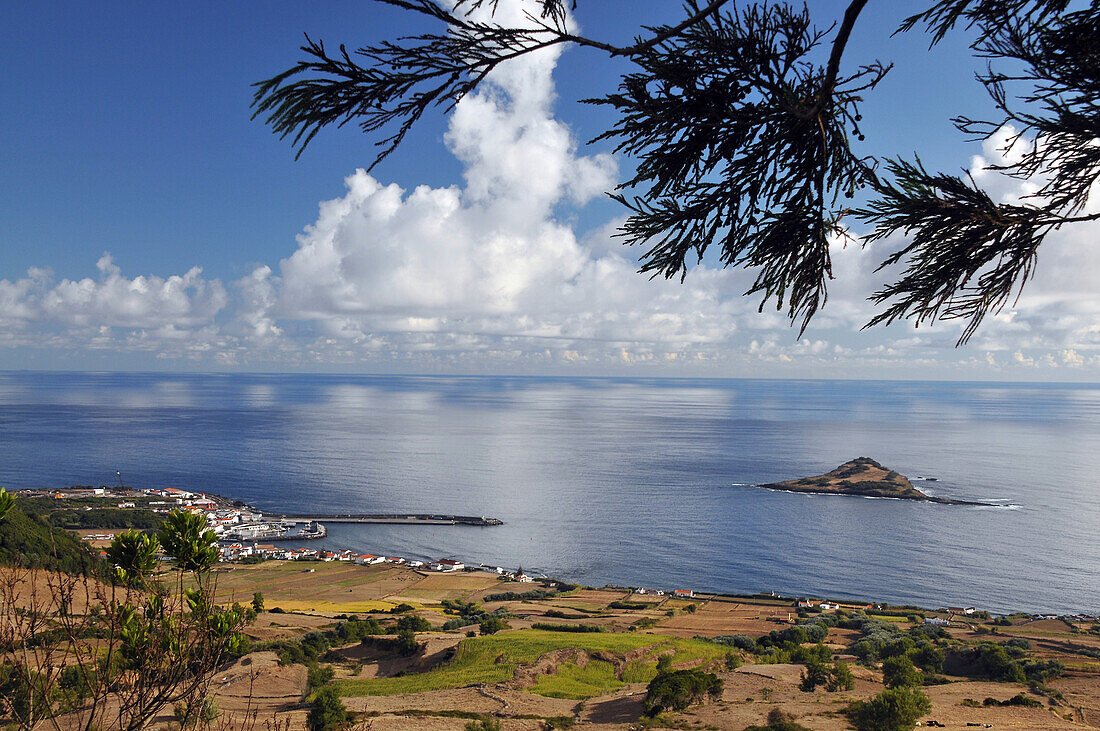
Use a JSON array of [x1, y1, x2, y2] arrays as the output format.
[[273, 513, 503, 526]]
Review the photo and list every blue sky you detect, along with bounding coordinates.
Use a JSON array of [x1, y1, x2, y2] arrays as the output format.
[[2, 1, 1098, 378]]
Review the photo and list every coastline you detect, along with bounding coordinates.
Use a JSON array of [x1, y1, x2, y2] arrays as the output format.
[[22, 484, 1097, 616]]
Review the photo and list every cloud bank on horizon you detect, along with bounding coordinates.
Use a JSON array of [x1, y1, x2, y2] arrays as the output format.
[[2, 5, 1098, 377]]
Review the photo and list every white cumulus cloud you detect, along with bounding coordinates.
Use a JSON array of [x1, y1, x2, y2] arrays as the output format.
[[0, 255, 226, 348]]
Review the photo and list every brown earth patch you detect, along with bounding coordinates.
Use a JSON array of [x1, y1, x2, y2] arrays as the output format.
[[334, 634, 463, 679], [210, 651, 307, 715]]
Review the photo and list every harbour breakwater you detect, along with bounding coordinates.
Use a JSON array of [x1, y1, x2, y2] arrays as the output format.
[[272, 513, 504, 526]]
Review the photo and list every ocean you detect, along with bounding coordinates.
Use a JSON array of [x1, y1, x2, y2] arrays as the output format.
[[0, 371, 1097, 615]]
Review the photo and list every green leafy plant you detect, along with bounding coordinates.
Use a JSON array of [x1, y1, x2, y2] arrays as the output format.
[[846, 686, 932, 731], [307, 686, 350, 731], [643, 668, 723, 716], [0, 496, 247, 730], [158, 509, 219, 572], [106, 529, 161, 586]]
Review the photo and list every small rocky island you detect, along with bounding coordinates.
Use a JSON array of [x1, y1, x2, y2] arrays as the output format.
[[759, 457, 992, 505]]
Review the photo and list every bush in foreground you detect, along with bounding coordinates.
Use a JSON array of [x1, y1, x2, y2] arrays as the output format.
[[0, 504, 248, 730], [846, 687, 931, 731]]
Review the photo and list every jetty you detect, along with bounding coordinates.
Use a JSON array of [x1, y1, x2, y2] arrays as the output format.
[[272, 513, 503, 526]]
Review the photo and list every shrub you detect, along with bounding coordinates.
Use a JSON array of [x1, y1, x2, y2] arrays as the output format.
[[395, 628, 420, 656], [482, 589, 556, 602], [464, 720, 501, 731], [307, 686, 349, 731], [1024, 658, 1064, 682], [530, 623, 603, 633], [443, 616, 480, 630], [982, 693, 1043, 708], [609, 600, 647, 610], [479, 616, 507, 635], [826, 661, 855, 692], [882, 655, 922, 688], [800, 658, 830, 692], [0, 503, 248, 730], [395, 615, 431, 633], [712, 634, 757, 653], [643, 669, 723, 716], [944, 643, 1031, 682], [307, 663, 335, 691], [743, 708, 813, 731], [910, 642, 945, 672], [846, 687, 931, 731]]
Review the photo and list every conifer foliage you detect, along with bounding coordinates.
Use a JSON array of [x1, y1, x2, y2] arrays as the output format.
[[254, 0, 1100, 342]]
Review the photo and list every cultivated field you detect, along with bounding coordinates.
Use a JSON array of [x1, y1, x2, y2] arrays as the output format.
[[187, 561, 1100, 729]]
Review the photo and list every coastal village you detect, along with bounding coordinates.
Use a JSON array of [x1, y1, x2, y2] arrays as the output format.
[[26, 485, 547, 583]]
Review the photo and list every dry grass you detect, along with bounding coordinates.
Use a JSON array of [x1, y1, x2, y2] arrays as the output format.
[[156, 562, 1100, 730]]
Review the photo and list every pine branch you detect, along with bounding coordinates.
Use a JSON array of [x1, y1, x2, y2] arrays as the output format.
[[589, 3, 885, 333], [858, 158, 1051, 344]]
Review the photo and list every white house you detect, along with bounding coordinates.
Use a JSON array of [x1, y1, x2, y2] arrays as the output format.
[[430, 559, 464, 572]]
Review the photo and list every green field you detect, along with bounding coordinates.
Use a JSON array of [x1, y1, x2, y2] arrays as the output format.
[[620, 637, 731, 684], [336, 630, 670, 696], [530, 659, 623, 699], [336, 629, 734, 698]]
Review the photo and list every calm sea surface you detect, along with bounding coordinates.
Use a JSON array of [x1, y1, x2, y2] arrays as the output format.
[[0, 371, 1097, 615]]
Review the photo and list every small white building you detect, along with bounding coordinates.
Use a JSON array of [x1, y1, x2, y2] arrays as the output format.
[[430, 559, 464, 572]]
